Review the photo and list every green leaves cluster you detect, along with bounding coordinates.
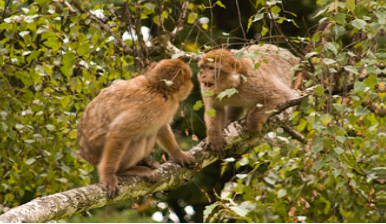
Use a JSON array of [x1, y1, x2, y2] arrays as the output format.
[[203, 0, 385, 222], [0, 0, 134, 209]]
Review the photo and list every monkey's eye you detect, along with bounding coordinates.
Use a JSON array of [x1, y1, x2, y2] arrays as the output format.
[[208, 66, 215, 70]]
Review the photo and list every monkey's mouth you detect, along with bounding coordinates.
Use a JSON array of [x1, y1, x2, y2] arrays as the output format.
[[203, 82, 215, 90]]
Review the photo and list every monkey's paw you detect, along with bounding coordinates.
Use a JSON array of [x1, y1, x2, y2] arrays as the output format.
[[144, 169, 158, 182], [173, 151, 195, 168], [100, 176, 119, 198], [138, 158, 160, 169], [205, 139, 225, 158]]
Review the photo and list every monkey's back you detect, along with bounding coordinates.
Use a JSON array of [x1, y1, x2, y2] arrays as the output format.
[[77, 76, 178, 166]]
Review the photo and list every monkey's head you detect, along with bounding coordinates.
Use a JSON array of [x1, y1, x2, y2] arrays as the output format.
[[146, 59, 193, 102], [198, 49, 247, 93]]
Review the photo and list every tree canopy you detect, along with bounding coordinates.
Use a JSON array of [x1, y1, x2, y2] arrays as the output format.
[[0, 0, 384, 222]]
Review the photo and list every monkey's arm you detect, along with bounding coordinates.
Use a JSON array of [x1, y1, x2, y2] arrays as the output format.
[[156, 125, 195, 166], [204, 101, 225, 157]]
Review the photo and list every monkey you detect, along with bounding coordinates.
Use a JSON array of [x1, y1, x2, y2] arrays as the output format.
[[198, 44, 299, 156], [77, 59, 195, 198]]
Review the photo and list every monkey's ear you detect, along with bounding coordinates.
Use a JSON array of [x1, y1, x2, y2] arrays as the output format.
[[235, 59, 248, 75]]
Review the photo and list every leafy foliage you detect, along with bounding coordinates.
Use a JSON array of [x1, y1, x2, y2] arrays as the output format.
[[0, 0, 384, 223]]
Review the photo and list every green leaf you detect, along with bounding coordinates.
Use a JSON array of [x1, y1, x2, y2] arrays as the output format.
[[202, 89, 215, 97], [315, 86, 324, 96], [77, 43, 90, 55], [203, 204, 217, 222], [355, 107, 370, 117], [313, 160, 325, 171], [364, 75, 377, 89], [277, 189, 287, 198], [353, 81, 366, 93], [316, 0, 328, 6], [334, 147, 344, 155], [187, 12, 197, 24], [271, 5, 281, 15], [193, 100, 203, 111], [171, 52, 184, 59], [346, 0, 355, 12], [61, 96, 71, 108], [234, 51, 246, 60], [320, 114, 332, 126], [332, 169, 341, 178], [144, 3, 155, 10], [333, 104, 346, 113], [206, 108, 216, 117], [26, 158, 36, 165], [351, 19, 366, 30], [27, 51, 41, 63], [44, 37, 60, 51], [216, 0, 226, 8], [162, 79, 174, 86], [46, 124, 55, 131], [217, 88, 238, 101], [323, 58, 336, 65], [230, 206, 249, 217], [325, 42, 338, 55], [253, 13, 264, 22], [334, 13, 346, 25], [336, 136, 346, 143]]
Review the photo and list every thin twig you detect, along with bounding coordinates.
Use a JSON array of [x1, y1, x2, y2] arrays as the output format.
[[281, 125, 305, 142], [235, 0, 247, 41], [70, 0, 133, 55], [171, 0, 190, 41], [1, 0, 11, 19]]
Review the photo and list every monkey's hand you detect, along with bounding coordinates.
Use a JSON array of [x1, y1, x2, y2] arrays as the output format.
[[172, 151, 195, 168], [205, 137, 225, 158], [100, 175, 119, 198]]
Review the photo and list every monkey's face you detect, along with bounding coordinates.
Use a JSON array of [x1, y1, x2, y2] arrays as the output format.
[[198, 50, 242, 93]]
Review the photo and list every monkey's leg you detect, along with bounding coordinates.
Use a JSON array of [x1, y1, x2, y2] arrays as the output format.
[[204, 105, 225, 157], [156, 125, 195, 167], [98, 132, 131, 198], [117, 165, 158, 182], [246, 106, 272, 134], [225, 106, 244, 124]]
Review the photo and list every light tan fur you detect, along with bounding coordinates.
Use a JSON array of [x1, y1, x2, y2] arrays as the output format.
[[77, 59, 195, 198], [198, 44, 299, 156]]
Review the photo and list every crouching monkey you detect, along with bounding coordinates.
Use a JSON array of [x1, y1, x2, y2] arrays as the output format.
[[198, 44, 299, 157], [77, 59, 195, 198]]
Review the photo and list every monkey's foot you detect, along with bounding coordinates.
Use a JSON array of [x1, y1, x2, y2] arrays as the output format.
[[172, 151, 195, 168], [118, 166, 158, 182], [100, 175, 119, 198], [205, 139, 225, 158], [137, 157, 160, 169]]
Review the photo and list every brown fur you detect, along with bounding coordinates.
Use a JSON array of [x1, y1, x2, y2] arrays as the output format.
[[77, 59, 195, 198], [198, 44, 298, 156]]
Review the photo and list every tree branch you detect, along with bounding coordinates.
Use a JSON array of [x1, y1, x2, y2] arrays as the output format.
[[0, 93, 307, 222], [170, 0, 190, 41], [70, 0, 133, 55]]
